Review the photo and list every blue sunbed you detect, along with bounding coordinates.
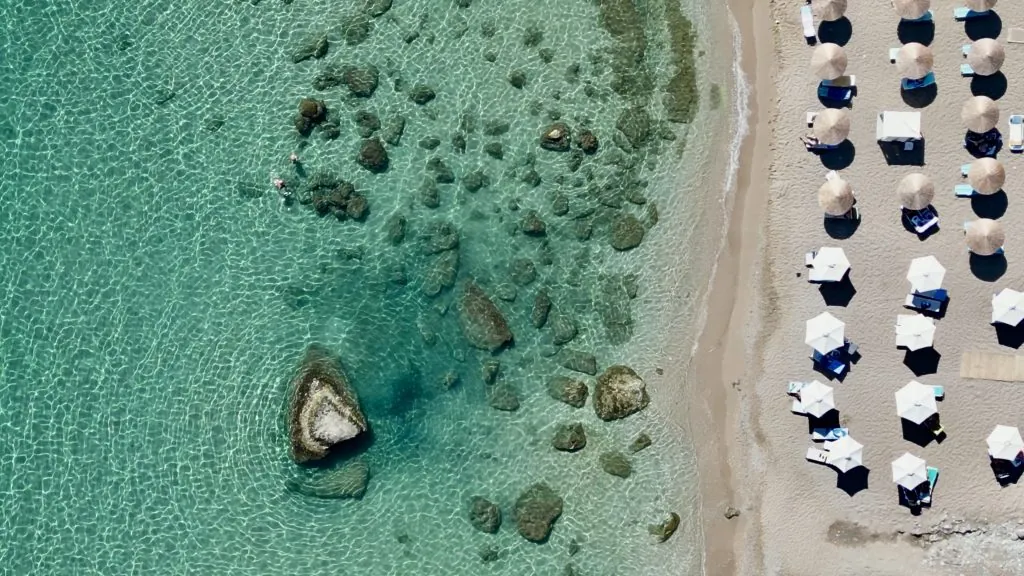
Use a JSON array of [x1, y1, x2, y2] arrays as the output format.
[[906, 293, 943, 312], [961, 63, 975, 77], [960, 163, 971, 177], [917, 288, 948, 302], [954, 7, 985, 21], [962, 43, 972, 57], [904, 207, 939, 233], [920, 466, 939, 505], [818, 84, 853, 101], [955, 184, 975, 197], [903, 9, 933, 22], [932, 386, 945, 399], [902, 72, 936, 91], [812, 350, 847, 375], [812, 427, 848, 441]]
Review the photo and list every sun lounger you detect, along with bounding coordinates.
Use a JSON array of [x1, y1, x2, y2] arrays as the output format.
[[791, 397, 807, 414], [787, 381, 808, 395], [955, 184, 975, 197], [960, 163, 971, 177], [818, 84, 853, 101], [917, 288, 948, 301], [954, 7, 984, 21], [812, 427, 848, 441], [1010, 28, 1024, 44], [801, 5, 816, 43], [962, 44, 972, 57], [932, 386, 944, 399], [825, 170, 838, 181], [806, 111, 817, 127], [903, 207, 939, 234], [905, 293, 942, 312], [904, 9, 933, 22], [824, 207, 859, 220], [920, 466, 939, 504], [902, 72, 936, 91], [845, 339, 858, 357], [1009, 115, 1024, 152], [805, 251, 816, 267], [889, 47, 899, 63], [823, 75, 856, 88], [812, 350, 847, 375], [961, 63, 975, 77], [805, 446, 831, 464]]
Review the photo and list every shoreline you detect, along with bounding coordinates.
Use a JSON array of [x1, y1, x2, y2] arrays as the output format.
[[687, 0, 774, 572]]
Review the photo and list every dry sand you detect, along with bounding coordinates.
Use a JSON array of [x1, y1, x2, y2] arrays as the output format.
[[693, 0, 1024, 574]]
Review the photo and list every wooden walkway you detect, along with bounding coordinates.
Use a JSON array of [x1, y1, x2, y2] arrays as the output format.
[[960, 351, 1024, 382]]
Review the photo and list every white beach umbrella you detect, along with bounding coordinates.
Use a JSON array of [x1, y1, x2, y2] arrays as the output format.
[[805, 312, 846, 354], [818, 178, 855, 216], [812, 0, 848, 21], [987, 425, 1024, 461], [828, 435, 864, 473], [810, 247, 850, 282], [897, 43, 934, 80], [966, 0, 997, 12], [892, 452, 928, 490], [813, 108, 851, 146], [895, 314, 936, 351], [896, 173, 935, 211], [962, 96, 1000, 133], [968, 38, 1005, 76], [991, 288, 1024, 326], [966, 218, 1005, 256], [906, 256, 945, 293], [895, 380, 938, 424], [894, 0, 931, 20], [800, 380, 836, 418], [811, 43, 848, 80], [968, 157, 1005, 195]]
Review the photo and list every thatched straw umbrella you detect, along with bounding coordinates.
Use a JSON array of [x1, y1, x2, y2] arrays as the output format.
[[968, 158, 1006, 195], [897, 43, 934, 80], [813, 108, 850, 145], [968, 38, 1005, 76], [962, 96, 999, 133], [811, 43, 848, 80], [897, 173, 935, 210], [966, 218, 1005, 256], [818, 178, 855, 216], [966, 0, 997, 12], [812, 0, 848, 21], [894, 0, 931, 19]]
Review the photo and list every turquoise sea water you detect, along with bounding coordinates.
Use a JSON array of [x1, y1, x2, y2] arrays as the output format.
[[0, 0, 721, 574]]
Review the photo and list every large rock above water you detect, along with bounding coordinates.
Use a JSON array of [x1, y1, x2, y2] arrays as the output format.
[[288, 344, 369, 463], [514, 483, 564, 542], [285, 458, 370, 498], [458, 282, 514, 352], [594, 365, 648, 421]]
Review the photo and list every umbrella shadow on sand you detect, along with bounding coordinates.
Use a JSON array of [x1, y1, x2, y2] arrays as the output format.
[[994, 323, 1024, 349], [971, 190, 1008, 219], [901, 84, 937, 109], [837, 467, 869, 496], [966, 13, 1002, 41], [818, 17, 852, 46], [819, 141, 856, 170], [879, 140, 925, 165], [969, 253, 1007, 282], [823, 216, 859, 239], [897, 21, 934, 45], [972, 73, 1008, 100], [818, 275, 856, 307], [901, 418, 942, 448], [903, 348, 941, 376]]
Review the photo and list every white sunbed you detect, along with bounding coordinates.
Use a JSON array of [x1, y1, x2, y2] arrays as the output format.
[[801, 5, 816, 42], [1009, 115, 1024, 152], [825, 170, 838, 181], [889, 47, 899, 63], [806, 446, 832, 465], [806, 111, 817, 126], [823, 75, 856, 88], [805, 252, 816, 267]]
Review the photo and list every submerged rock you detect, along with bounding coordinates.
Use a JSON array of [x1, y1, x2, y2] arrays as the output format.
[[291, 33, 329, 63], [540, 122, 571, 151], [344, 65, 380, 97], [363, 0, 393, 17], [519, 210, 547, 236], [532, 290, 552, 329], [462, 170, 489, 192], [628, 432, 652, 453], [419, 136, 441, 150], [547, 376, 588, 408], [481, 359, 501, 384], [421, 250, 459, 297], [552, 423, 587, 452], [610, 214, 644, 251], [469, 496, 502, 533], [578, 130, 599, 154], [488, 385, 520, 411], [409, 84, 436, 105], [288, 344, 369, 463], [509, 258, 537, 286], [381, 115, 405, 145], [357, 138, 389, 173], [420, 220, 460, 254], [420, 178, 440, 208], [285, 458, 370, 499], [616, 107, 651, 149], [593, 365, 648, 421], [648, 512, 681, 543], [515, 483, 564, 542], [427, 157, 455, 183], [559, 350, 597, 375], [342, 14, 372, 46], [599, 451, 632, 478], [458, 282, 514, 351], [483, 120, 511, 136], [484, 142, 504, 160], [354, 109, 381, 138], [550, 312, 578, 345], [508, 69, 528, 89]]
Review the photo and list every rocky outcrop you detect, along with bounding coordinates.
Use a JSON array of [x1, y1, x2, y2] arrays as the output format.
[[547, 377, 588, 408], [458, 282, 513, 351], [540, 122, 571, 151], [594, 365, 648, 421], [469, 496, 502, 533], [288, 344, 368, 463], [599, 451, 632, 478], [285, 458, 370, 498], [649, 512, 681, 543], [552, 423, 587, 452], [515, 483, 564, 542]]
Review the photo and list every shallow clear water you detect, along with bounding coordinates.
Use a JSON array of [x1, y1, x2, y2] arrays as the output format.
[[0, 0, 719, 574]]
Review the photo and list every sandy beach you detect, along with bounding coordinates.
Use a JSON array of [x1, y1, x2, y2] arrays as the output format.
[[692, 0, 1024, 574]]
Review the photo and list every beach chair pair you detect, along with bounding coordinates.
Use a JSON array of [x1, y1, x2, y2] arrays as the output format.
[[818, 76, 856, 101], [954, 7, 987, 21], [902, 72, 936, 91], [1009, 115, 1024, 152], [904, 293, 943, 312], [902, 206, 939, 234]]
